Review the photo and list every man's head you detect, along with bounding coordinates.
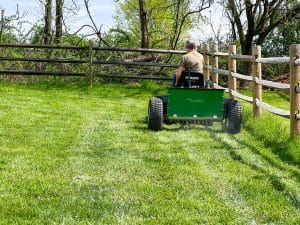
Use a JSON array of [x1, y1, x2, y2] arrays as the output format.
[[185, 40, 197, 50]]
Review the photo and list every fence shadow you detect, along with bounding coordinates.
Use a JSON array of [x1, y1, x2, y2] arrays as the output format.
[[207, 129, 300, 209]]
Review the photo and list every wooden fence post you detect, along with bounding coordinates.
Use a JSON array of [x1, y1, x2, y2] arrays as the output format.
[[211, 44, 219, 85], [252, 45, 262, 117], [228, 45, 236, 97], [290, 44, 300, 138], [88, 40, 93, 87], [203, 44, 210, 84]]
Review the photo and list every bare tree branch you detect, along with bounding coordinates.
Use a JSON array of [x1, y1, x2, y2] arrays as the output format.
[[71, 0, 110, 46]]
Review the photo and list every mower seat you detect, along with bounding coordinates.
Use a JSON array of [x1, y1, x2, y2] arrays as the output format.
[[181, 71, 204, 88]]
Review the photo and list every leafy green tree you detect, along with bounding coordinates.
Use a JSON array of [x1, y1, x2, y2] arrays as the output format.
[[0, 32, 17, 44], [222, 0, 300, 79], [114, 0, 212, 49], [103, 28, 136, 47], [225, 0, 300, 56], [261, 20, 300, 79], [263, 20, 300, 57]]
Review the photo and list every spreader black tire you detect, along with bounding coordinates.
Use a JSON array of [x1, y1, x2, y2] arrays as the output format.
[[225, 99, 243, 134], [148, 97, 163, 131]]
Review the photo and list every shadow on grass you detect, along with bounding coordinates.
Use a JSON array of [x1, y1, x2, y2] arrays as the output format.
[[207, 130, 300, 209], [233, 136, 300, 182], [242, 110, 300, 168]]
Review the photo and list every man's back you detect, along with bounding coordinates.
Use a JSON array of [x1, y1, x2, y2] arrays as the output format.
[[179, 51, 204, 73]]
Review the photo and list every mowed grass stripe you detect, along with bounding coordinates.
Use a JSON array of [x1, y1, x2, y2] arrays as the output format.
[[64, 96, 237, 224], [0, 86, 85, 223], [0, 82, 299, 224]]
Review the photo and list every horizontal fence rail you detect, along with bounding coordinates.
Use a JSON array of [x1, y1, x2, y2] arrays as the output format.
[[231, 90, 253, 103], [255, 78, 290, 89], [0, 70, 86, 76], [255, 99, 290, 118], [0, 43, 186, 54], [231, 54, 252, 61], [255, 57, 290, 64], [0, 57, 178, 67], [0, 56, 89, 64], [213, 83, 228, 91], [231, 72, 252, 81], [0, 43, 88, 50], [92, 46, 186, 54], [207, 51, 229, 57], [92, 74, 172, 80], [92, 60, 178, 67], [207, 66, 230, 76]]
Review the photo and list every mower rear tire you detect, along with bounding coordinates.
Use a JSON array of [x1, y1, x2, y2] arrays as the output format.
[[148, 97, 163, 131], [225, 99, 242, 134]]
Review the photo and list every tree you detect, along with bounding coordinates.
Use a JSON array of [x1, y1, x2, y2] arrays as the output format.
[[43, 0, 52, 45], [114, 0, 212, 49], [138, 0, 149, 49], [169, 0, 212, 49], [225, 0, 300, 56], [260, 19, 300, 78], [263, 20, 300, 57], [55, 0, 63, 44]]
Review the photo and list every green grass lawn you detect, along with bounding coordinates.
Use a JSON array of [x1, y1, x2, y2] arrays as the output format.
[[0, 81, 299, 224]]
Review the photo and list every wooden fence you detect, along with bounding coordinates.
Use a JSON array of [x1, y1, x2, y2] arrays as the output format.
[[0, 42, 299, 138], [202, 43, 300, 138], [0, 42, 183, 86]]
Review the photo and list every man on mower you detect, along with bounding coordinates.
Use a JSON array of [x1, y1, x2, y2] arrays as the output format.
[[174, 40, 204, 87]]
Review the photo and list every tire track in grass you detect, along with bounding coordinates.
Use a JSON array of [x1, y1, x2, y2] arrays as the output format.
[[0, 87, 93, 224], [58, 100, 114, 223], [181, 131, 258, 225], [62, 97, 148, 224], [127, 129, 240, 224], [149, 123, 300, 224]]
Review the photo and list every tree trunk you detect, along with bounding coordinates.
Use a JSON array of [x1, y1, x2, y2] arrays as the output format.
[[55, 0, 63, 44], [138, 0, 149, 50], [43, 0, 52, 45], [0, 9, 4, 43]]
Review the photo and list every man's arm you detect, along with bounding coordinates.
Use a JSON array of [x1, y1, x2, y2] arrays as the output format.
[[175, 66, 183, 86]]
